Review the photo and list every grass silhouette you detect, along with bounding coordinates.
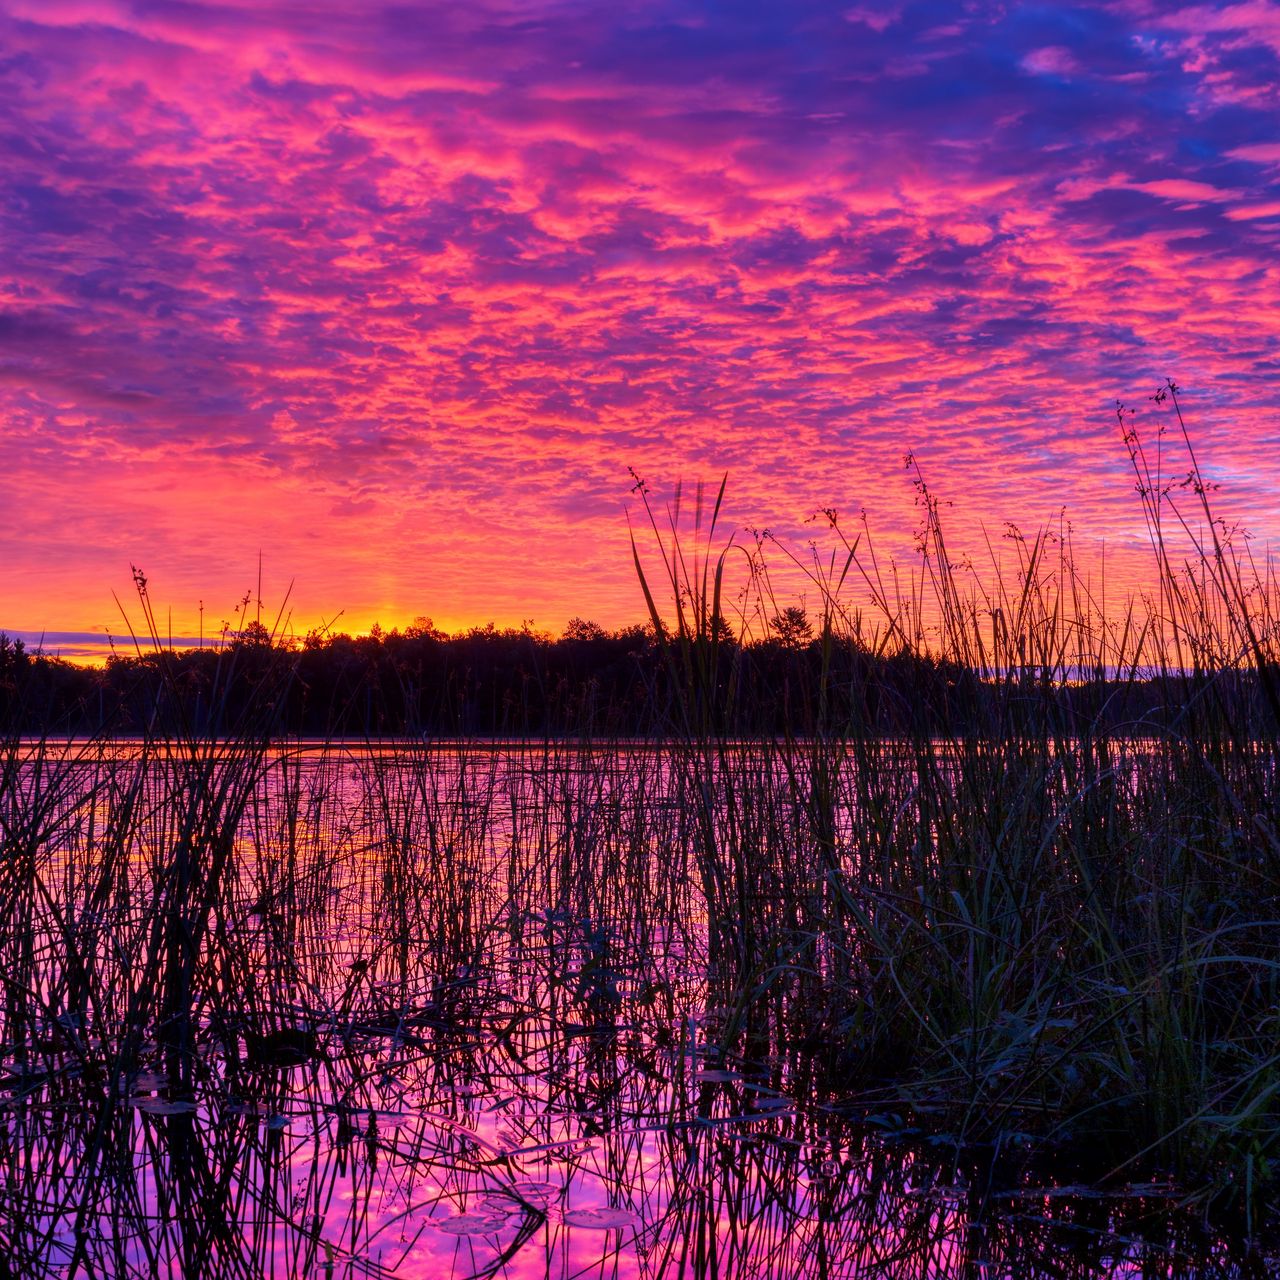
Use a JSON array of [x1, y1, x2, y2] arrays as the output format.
[[0, 384, 1277, 1275]]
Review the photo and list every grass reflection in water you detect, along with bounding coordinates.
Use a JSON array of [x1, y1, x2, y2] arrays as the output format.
[[0, 738, 1273, 1279]]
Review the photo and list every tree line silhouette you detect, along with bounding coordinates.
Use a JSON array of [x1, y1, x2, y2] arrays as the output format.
[[1, 616, 1274, 740]]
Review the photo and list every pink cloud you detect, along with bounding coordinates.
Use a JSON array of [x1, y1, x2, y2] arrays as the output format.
[[1225, 199, 1280, 219], [1228, 141, 1280, 164], [1, 1, 1279, 644], [1021, 46, 1080, 77], [1131, 178, 1240, 202]]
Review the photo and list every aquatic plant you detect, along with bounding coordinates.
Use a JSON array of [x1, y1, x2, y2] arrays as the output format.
[[0, 386, 1278, 1276]]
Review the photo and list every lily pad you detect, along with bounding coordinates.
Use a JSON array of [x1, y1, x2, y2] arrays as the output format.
[[747, 1095, 793, 1113], [132, 1098, 198, 1115], [119, 1071, 168, 1094], [512, 1180, 560, 1199], [434, 1212, 510, 1235], [562, 1207, 640, 1230]]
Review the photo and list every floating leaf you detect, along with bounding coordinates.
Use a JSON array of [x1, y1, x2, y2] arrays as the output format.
[[562, 1207, 640, 1230], [748, 1095, 792, 1113], [132, 1098, 197, 1115], [511, 1180, 560, 1204], [433, 1212, 510, 1235]]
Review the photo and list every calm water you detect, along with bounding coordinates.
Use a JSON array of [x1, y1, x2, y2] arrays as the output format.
[[0, 741, 1268, 1278]]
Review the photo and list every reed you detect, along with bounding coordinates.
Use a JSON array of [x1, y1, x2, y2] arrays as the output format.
[[626, 384, 1280, 1228], [0, 387, 1277, 1275]]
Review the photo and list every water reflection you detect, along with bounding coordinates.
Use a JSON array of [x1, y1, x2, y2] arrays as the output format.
[[0, 742, 1272, 1278]]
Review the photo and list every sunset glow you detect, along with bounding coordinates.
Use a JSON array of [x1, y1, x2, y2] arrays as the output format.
[[4, 0, 1280, 659]]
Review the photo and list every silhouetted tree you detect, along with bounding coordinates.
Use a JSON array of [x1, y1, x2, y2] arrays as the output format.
[[770, 606, 813, 648]]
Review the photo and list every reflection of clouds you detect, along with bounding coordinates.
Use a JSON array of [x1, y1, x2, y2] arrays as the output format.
[[1, 1, 1278, 637]]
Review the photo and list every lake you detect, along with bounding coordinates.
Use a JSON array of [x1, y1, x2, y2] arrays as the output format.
[[1, 738, 1272, 1278]]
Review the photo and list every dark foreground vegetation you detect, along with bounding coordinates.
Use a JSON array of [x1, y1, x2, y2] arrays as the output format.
[[1, 386, 1279, 1276]]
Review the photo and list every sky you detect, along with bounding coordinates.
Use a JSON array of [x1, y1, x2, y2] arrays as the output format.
[[2, 0, 1279, 660]]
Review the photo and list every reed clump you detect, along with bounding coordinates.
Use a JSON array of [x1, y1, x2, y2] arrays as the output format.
[[627, 386, 1280, 1225]]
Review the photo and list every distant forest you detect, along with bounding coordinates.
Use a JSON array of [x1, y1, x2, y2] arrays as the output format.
[[1, 615, 1275, 740]]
